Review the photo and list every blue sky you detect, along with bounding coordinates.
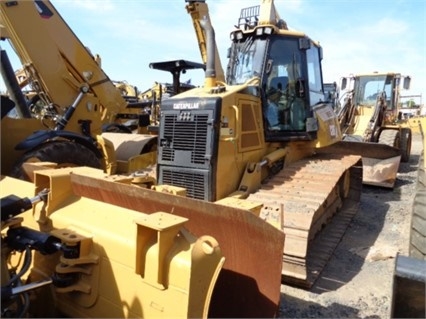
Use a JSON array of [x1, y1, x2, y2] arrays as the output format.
[[1, 0, 425, 104]]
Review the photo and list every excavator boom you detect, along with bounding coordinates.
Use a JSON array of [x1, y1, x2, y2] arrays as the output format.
[[0, 0, 127, 130], [1, 0, 159, 179]]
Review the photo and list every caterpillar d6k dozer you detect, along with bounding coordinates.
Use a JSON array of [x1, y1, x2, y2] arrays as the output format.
[[0, 0, 158, 180], [137, 0, 365, 289], [0, 166, 285, 318], [332, 72, 413, 188]]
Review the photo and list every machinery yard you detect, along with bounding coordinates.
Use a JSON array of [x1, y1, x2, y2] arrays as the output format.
[[1, 0, 425, 318], [280, 132, 424, 318]]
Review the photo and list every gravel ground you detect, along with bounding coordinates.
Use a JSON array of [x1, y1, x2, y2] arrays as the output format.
[[278, 131, 423, 319]]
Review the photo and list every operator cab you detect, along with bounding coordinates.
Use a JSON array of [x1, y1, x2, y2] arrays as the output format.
[[226, 5, 326, 142], [353, 73, 400, 110]]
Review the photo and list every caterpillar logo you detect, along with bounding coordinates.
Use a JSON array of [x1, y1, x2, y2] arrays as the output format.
[[173, 102, 200, 109]]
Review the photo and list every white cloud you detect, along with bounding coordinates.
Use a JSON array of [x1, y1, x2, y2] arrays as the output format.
[[362, 18, 409, 36], [56, 0, 115, 12], [311, 6, 424, 99]]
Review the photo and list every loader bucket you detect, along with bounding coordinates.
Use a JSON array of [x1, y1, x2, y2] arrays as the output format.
[[69, 172, 285, 318], [317, 140, 402, 188]]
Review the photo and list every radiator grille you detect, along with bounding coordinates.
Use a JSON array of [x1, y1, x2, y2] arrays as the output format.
[[161, 168, 208, 200], [161, 113, 210, 166], [158, 98, 219, 201]]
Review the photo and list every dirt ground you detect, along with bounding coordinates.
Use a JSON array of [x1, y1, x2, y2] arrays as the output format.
[[278, 131, 423, 319]]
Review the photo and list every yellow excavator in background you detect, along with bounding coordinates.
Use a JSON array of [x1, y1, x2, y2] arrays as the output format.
[[0, 0, 160, 179], [336, 72, 412, 188], [185, 0, 225, 83], [0, 0, 136, 130]]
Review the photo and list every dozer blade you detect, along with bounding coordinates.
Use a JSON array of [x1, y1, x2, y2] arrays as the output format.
[[69, 173, 285, 318], [361, 155, 401, 188], [317, 140, 402, 188]]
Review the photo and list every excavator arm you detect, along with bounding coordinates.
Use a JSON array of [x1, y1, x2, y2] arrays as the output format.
[[1, 0, 161, 178], [0, 0, 127, 134]]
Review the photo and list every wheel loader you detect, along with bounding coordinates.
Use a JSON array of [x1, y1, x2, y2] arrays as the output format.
[[391, 117, 426, 318], [335, 72, 413, 188]]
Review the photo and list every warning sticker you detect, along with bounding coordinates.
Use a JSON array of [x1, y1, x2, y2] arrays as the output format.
[[315, 105, 335, 121]]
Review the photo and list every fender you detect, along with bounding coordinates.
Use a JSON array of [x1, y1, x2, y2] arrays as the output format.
[[15, 130, 103, 158]]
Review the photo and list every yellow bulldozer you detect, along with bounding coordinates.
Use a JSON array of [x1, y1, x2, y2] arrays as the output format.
[[336, 72, 413, 188], [1, 0, 389, 289], [152, 0, 368, 288], [2, 0, 415, 317], [0, 1, 285, 317]]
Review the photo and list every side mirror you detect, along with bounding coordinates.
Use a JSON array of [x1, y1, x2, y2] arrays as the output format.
[[402, 76, 411, 90]]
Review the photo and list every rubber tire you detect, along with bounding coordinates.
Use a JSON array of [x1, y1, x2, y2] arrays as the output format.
[[378, 129, 400, 147], [10, 140, 101, 180], [400, 128, 412, 163], [409, 152, 426, 260]]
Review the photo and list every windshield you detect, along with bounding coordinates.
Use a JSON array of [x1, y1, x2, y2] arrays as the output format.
[[265, 37, 302, 96], [355, 75, 393, 107], [227, 34, 323, 137], [226, 37, 267, 85]]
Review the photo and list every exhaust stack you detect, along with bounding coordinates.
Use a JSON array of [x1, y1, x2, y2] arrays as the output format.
[[199, 16, 216, 89]]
